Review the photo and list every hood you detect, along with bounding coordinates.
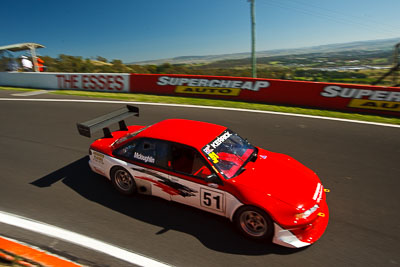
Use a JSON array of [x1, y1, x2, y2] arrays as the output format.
[[230, 148, 322, 209]]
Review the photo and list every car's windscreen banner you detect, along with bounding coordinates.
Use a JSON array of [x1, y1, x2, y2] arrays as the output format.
[[130, 73, 400, 117]]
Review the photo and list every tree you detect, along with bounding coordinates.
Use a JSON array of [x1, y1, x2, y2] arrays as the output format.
[[96, 56, 108, 63], [111, 59, 130, 73]]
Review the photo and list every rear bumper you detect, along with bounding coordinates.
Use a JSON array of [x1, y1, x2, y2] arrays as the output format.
[[88, 159, 106, 177], [272, 200, 329, 248]]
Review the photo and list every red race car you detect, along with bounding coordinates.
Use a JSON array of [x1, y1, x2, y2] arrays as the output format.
[[77, 105, 329, 248]]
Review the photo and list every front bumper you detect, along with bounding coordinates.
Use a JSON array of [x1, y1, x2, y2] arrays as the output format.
[[272, 200, 329, 248]]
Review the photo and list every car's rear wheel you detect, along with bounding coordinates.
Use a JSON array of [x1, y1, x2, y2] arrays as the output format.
[[234, 206, 273, 240], [111, 167, 137, 195]]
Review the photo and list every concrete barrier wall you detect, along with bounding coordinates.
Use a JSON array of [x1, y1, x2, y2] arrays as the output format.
[[0, 72, 130, 92], [130, 74, 400, 117], [1, 72, 399, 117]]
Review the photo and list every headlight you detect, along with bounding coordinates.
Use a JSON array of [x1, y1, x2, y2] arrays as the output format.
[[295, 204, 319, 219]]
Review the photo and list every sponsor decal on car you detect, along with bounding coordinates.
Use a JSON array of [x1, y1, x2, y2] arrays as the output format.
[[210, 131, 232, 149], [134, 152, 155, 163], [203, 145, 214, 154], [93, 166, 105, 175], [93, 151, 104, 164], [321, 85, 400, 112], [132, 167, 197, 197], [208, 152, 220, 164], [203, 130, 232, 163]]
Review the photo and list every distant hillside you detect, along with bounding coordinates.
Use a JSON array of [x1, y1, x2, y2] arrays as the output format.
[[130, 37, 400, 65]]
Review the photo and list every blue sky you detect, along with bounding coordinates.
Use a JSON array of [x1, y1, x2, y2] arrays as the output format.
[[2, 0, 399, 62]]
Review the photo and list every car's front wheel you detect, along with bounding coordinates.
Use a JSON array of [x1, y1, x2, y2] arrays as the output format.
[[111, 167, 137, 195], [234, 206, 274, 240]]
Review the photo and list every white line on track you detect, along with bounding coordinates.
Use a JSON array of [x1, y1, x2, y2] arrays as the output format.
[[1, 97, 399, 128], [0, 211, 171, 267], [11, 90, 51, 97]]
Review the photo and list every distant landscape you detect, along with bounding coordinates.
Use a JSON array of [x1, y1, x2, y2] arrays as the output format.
[[131, 37, 400, 65], [1, 37, 399, 86]]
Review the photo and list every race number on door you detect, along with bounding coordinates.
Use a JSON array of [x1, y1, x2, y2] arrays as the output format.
[[200, 188, 225, 212]]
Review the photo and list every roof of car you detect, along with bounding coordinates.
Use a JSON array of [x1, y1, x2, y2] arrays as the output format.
[[137, 119, 227, 150]]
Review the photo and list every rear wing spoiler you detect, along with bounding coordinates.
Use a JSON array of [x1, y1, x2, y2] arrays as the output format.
[[77, 105, 139, 138]]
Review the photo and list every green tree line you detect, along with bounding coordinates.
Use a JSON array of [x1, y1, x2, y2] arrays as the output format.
[[2, 53, 393, 86], [40, 54, 294, 78]]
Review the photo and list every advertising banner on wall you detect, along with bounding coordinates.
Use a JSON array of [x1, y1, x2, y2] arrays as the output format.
[[130, 73, 400, 117], [1, 72, 398, 117], [0, 72, 130, 92]]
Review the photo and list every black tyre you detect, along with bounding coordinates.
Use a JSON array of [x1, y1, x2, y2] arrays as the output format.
[[111, 167, 137, 195], [234, 206, 274, 240]]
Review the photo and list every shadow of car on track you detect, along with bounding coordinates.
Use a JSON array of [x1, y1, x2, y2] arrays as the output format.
[[31, 156, 303, 256]]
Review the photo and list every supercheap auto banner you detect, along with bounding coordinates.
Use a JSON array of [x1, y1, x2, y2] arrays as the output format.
[[130, 73, 400, 117]]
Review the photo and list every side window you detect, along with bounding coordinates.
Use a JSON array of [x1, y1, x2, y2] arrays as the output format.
[[170, 144, 212, 179], [134, 139, 169, 169], [154, 140, 169, 168], [132, 139, 157, 165], [113, 140, 139, 159], [114, 138, 169, 169], [192, 152, 212, 179]]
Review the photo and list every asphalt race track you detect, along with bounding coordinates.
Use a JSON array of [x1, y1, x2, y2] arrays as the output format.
[[0, 89, 399, 266]]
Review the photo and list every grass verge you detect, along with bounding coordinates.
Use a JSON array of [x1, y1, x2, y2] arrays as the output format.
[[1, 86, 400, 125]]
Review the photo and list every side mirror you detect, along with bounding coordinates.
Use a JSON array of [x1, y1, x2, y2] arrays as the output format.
[[250, 152, 257, 162], [205, 173, 218, 183]]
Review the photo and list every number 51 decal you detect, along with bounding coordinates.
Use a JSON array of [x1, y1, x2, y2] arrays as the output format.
[[200, 188, 225, 212]]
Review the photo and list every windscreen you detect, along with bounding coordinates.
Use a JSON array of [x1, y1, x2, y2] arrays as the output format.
[[202, 130, 255, 179]]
